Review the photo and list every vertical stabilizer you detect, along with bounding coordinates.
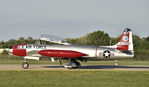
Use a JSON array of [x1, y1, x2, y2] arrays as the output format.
[[116, 28, 133, 51]]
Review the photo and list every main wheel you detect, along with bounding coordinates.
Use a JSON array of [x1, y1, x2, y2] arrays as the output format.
[[22, 62, 29, 69]]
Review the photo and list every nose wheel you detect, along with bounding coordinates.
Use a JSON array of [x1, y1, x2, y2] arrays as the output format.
[[22, 62, 29, 69]]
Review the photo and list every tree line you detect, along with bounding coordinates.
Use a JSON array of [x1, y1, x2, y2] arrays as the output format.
[[0, 37, 37, 48]]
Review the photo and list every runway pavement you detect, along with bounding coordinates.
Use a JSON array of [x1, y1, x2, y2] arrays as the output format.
[[0, 64, 149, 71]]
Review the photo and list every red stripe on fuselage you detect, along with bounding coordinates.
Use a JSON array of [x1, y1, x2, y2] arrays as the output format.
[[38, 50, 88, 58]]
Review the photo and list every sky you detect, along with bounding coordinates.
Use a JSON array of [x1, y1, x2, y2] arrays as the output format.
[[0, 0, 148, 41]]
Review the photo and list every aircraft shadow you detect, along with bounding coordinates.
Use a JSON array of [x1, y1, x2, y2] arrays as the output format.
[[42, 66, 64, 68], [42, 65, 149, 70]]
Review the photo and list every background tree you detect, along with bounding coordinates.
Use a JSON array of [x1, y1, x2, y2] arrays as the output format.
[[67, 30, 111, 46]]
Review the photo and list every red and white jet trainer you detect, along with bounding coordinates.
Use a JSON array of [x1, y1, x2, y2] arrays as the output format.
[[9, 28, 134, 69]]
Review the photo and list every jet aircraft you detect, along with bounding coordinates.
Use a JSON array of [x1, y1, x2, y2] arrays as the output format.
[[9, 28, 134, 69]]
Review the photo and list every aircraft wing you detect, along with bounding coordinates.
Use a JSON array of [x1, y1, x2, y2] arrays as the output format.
[[40, 35, 71, 45]]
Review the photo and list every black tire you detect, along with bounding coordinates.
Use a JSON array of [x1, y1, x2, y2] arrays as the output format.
[[22, 62, 29, 69]]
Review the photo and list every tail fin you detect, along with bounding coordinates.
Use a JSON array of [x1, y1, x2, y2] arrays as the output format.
[[116, 28, 133, 51]]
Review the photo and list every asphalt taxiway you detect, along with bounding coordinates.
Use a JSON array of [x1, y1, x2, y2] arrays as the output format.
[[0, 64, 149, 71]]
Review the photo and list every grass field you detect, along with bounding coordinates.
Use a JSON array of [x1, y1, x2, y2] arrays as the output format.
[[0, 70, 149, 87], [0, 55, 149, 87]]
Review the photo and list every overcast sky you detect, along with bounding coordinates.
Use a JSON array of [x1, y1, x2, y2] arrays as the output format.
[[0, 0, 148, 41]]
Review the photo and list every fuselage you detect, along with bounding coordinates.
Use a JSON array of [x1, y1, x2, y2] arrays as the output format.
[[11, 44, 134, 60]]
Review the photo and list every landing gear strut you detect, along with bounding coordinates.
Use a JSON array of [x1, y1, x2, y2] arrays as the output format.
[[22, 61, 29, 69], [64, 58, 81, 69]]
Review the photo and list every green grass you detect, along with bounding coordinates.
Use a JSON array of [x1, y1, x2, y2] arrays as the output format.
[[0, 71, 149, 87], [0, 55, 149, 87]]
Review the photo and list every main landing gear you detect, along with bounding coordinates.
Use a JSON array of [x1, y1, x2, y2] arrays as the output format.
[[22, 61, 29, 69], [64, 58, 81, 69]]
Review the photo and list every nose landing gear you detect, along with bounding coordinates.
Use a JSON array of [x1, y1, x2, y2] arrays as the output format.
[[22, 61, 29, 69]]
